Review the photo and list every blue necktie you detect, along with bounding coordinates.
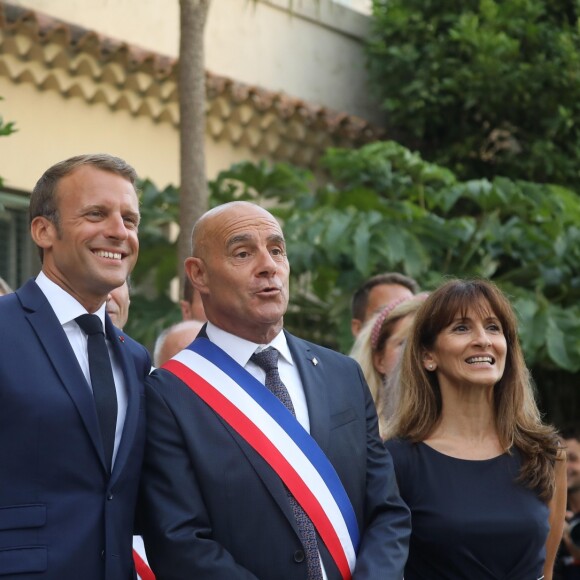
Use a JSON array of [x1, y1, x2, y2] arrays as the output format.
[[251, 347, 323, 580], [76, 314, 117, 473]]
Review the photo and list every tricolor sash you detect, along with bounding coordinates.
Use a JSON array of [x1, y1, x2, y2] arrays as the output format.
[[132, 536, 155, 580], [162, 337, 360, 580]]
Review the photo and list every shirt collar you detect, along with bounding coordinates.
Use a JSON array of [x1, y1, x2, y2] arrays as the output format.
[[205, 321, 294, 368], [36, 271, 107, 326]]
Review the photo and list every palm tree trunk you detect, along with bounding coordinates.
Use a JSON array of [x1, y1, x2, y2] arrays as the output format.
[[178, 0, 211, 291]]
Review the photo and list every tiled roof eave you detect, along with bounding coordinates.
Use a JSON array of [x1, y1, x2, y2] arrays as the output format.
[[0, 1, 382, 167]]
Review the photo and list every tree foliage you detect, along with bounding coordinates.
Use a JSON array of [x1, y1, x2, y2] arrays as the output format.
[[0, 116, 15, 137], [129, 141, 580, 421], [366, 0, 580, 187], [209, 141, 580, 422], [124, 180, 181, 350]]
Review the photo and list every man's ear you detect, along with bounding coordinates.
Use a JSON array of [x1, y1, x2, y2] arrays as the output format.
[[30, 216, 57, 252], [185, 257, 207, 294], [351, 318, 362, 337], [179, 300, 192, 320]]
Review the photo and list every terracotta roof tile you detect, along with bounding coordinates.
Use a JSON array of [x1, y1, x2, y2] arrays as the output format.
[[0, 1, 383, 166]]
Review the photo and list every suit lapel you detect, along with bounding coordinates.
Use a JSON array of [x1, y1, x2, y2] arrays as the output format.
[[17, 279, 106, 468], [107, 317, 141, 483], [285, 331, 331, 453]]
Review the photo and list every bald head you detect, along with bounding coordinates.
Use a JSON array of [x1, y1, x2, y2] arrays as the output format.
[[191, 201, 276, 259], [185, 201, 290, 344], [154, 319, 205, 367]]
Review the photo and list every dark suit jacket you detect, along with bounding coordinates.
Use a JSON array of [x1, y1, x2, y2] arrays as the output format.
[[140, 330, 410, 579], [0, 279, 150, 579]]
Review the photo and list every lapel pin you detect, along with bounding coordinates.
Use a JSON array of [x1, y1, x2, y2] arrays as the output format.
[[312, 357, 318, 366], [119, 335, 125, 343]]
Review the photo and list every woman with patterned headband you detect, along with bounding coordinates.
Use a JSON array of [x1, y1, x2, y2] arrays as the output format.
[[350, 293, 428, 438]]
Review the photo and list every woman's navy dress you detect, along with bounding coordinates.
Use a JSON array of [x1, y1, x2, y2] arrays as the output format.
[[386, 439, 549, 579]]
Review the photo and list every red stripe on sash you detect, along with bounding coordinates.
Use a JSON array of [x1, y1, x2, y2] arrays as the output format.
[[133, 548, 155, 580], [165, 359, 352, 580]]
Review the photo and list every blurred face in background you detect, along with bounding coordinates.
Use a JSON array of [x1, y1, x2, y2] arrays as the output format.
[[373, 314, 414, 378], [364, 284, 413, 323], [352, 283, 414, 337], [566, 437, 580, 494], [106, 281, 130, 329]]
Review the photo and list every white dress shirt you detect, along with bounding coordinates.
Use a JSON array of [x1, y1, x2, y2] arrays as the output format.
[[35, 271, 128, 466], [206, 321, 311, 432]]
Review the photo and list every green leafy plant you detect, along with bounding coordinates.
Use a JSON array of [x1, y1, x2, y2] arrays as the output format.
[[208, 141, 580, 422], [367, 0, 580, 187], [129, 141, 580, 420], [124, 180, 181, 350]]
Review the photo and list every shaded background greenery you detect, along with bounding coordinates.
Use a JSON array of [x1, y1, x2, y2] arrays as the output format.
[[129, 141, 580, 426], [367, 0, 580, 187]]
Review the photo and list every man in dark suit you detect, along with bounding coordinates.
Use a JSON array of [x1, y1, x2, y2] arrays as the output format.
[[140, 201, 411, 579], [0, 154, 150, 579]]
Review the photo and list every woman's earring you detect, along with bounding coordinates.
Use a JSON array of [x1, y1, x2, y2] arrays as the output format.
[[428, 364, 434, 370]]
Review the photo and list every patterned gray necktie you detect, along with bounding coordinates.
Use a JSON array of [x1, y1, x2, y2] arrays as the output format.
[[250, 347, 323, 580]]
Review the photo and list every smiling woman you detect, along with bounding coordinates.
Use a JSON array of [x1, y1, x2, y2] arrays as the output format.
[[384, 278, 567, 580], [423, 301, 507, 396]]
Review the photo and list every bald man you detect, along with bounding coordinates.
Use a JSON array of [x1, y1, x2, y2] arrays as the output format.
[[139, 201, 410, 579], [153, 319, 205, 367]]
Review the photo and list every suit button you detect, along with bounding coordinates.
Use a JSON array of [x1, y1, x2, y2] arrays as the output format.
[[107, 494, 114, 500], [294, 549, 305, 563]]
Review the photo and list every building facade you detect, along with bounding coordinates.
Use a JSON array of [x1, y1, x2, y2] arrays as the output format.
[[0, 0, 383, 287]]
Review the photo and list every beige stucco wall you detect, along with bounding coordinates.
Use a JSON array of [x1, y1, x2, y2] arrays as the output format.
[[0, 78, 177, 190], [0, 73, 262, 192], [6, 0, 381, 124]]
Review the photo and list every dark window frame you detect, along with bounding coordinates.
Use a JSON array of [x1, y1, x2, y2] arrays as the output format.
[[0, 191, 39, 289]]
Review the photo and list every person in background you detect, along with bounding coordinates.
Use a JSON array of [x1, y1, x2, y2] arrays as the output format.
[[555, 426, 580, 579], [107, 279, 131, 329], [350, 272, 419, 338], [0, 275, 13, 295], [153, 319, 205, 367], [0, 153, 150, 578], [385, 278, 566, 580], [350, 293, 428, 437], [140, 201, 411, 579], [180, 273, 207, 321]]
